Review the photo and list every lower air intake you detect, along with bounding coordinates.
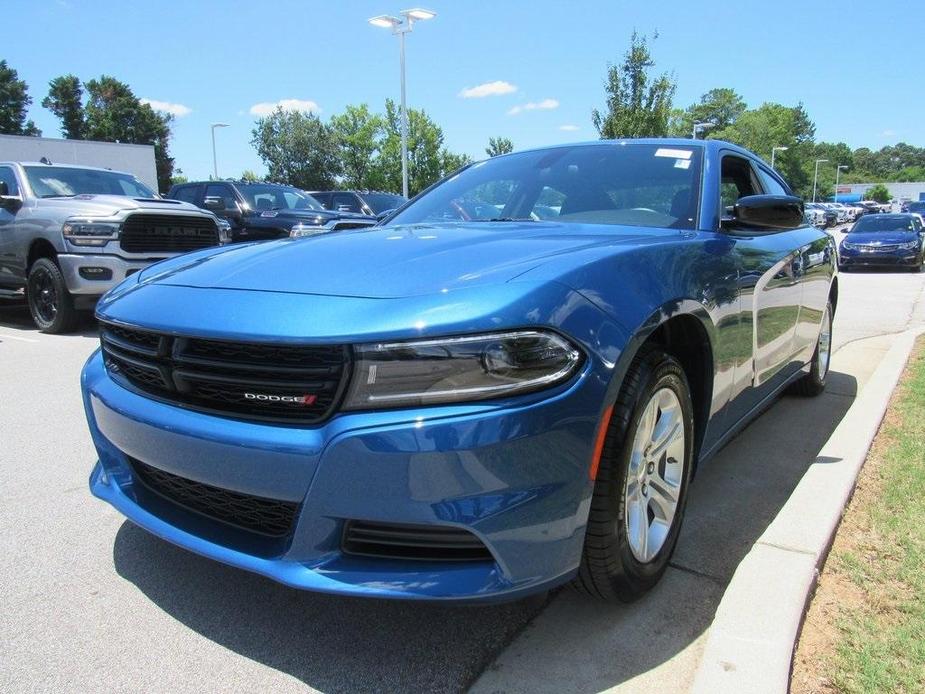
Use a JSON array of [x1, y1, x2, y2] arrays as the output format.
[[342, 520, 493, 562]]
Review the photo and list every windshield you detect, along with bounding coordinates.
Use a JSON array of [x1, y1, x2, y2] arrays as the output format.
[[849, 214, 918, 233], [385, 143, 704, 230], [907, 202, 925, 213], [24, 166, 156, 198], [362, 192, 407, 214], [238, 184, 324, 211]]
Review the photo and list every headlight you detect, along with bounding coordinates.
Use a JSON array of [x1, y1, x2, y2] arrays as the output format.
[[899, 240, 919, 250], [343, 330, 583, 410], [290, 220, 326, 238], [62, 220, 120, 246], [841, 241, 856, 250]]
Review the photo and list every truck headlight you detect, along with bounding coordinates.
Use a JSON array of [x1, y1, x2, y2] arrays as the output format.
[[215, 217, 232, 244], [343, 330, 583, 410], [63, 220, 120, 246]]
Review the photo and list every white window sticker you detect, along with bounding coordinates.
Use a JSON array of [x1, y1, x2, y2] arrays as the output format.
[[674, 159, 692, 169], [655, 148, 693, 159]]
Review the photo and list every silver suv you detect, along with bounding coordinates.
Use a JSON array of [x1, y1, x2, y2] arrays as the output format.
[[0, 162, 230, 333]]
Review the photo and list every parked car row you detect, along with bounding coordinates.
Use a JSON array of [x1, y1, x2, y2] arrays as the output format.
[[166, 181, 406, 243], [802, 200, 886, 228]]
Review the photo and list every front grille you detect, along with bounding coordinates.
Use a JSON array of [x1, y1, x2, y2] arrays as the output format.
[[100, 323, 350, 423], [342, 520, 494, 562], [858, 244, 900, 252], [120, 214, 219, 254], [129, 457, 298, 537]]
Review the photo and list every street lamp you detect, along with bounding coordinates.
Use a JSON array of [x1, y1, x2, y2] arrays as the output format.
[[692, 121, 715, 139], [812, 159, 828, 203], [834, 164, 848, 204], [210, 123, 229, 180], [369, 8, 437, 198], [770, 146, 788, 169]]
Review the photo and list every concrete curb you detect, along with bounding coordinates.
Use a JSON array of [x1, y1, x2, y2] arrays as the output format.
[[690, 328, 922, 694]]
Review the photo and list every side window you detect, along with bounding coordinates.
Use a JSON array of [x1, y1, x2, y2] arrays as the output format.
[[720, 155, 760, 213], [332, 193, 361, 213], [0, 166, 20, 196], [312, 193, 332, 209], [756, 167, 788, 196], [172, 185, 201, 205], [205, 184, 238, 211]]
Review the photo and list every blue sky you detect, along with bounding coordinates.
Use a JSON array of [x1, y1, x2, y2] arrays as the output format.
[[7, 0, 924, 181]]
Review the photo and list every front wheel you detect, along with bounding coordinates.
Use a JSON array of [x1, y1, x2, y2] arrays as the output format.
[[27, 258, 79, 334], [791, 301, 833, 397], [572, 346, 694, 602]]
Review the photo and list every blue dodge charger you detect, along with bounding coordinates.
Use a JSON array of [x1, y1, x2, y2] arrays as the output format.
[[82, 140, 837, 602]]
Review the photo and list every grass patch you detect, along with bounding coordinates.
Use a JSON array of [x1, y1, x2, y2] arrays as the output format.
[[792, 337, 925, 694]]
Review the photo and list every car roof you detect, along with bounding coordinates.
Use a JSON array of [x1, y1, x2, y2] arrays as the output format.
[[489, 138, 763, 162], [0, 161, 134, 176]]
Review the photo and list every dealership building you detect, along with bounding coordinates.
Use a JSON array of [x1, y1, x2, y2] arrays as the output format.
[[835, 181, 925, 203]]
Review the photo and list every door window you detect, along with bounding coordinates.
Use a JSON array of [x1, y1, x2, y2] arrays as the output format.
[[172, 185, 201, 205], [0, 167, 20, 196], [720, 155, 760, 213], [205, 184, 238, 211], [756, 167, 789, 196], [332, 193, 361, 213]]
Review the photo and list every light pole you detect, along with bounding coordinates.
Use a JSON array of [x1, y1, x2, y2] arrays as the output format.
[[812, 159, 828, 202], [771, 146, 788, 169], [692, 121, 715, 139], [369, 8, 436, 199], [210, 123, 229, 180], [834, 164, 848, 204]]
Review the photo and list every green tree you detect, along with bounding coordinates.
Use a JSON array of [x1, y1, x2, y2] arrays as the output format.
[[41, 75, 84, 139], [485, 136, 513, 157], [240, 169, 261, 182], [0, 60, 41, 136], [43, 75, 176, 191], [866, 183, 891, 203], [251, 107, 341, 189], [670, 87, 747, 136], [591, 32, 676, 139], [330, 104, 383, 189], [170, 174, 188, 186], [371, 99, 463, 196]]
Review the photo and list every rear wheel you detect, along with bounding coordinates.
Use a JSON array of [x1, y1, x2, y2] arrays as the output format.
[[791, 301, 833, 397], [572, 346, 694, 602], [27, 258, 78, 334]]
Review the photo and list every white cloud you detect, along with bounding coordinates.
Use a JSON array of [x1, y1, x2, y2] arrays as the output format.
[[559, 124, 580, 131], [507, 98, 559, 116], [458, 80, 518, 98], [140, 99, 192, 117], [880, 129, 896, 137], [249, 99, 321, 117]]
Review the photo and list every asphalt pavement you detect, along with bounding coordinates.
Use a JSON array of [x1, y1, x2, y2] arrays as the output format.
[[1, 264, 924, 694]]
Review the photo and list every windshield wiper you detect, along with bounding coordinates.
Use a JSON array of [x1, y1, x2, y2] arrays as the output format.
[[39, 194, 77, 199], [468, 217, 536, 222]]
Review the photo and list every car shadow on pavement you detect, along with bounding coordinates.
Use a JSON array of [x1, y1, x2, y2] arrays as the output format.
[[111, 370, 858, 694]]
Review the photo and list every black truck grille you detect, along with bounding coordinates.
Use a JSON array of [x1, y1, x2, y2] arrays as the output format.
[[129, 457, 298, 537], [342, 521, 494, 562], [100, 322, 350, 423], [120, 214, 219, 254]]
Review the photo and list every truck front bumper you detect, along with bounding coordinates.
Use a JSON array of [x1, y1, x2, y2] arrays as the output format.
[[58, 254, 154, 295]]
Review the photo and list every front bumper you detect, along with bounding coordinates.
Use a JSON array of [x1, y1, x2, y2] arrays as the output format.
[[82, 347, 606, 602], [58, 254, 156, 295], [839, 247, 921, 267]]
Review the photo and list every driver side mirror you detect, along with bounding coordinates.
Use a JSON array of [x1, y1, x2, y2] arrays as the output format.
[[203, 196, 225, 212], [0, 181, 22, 211], [722, 195, 805, 232]]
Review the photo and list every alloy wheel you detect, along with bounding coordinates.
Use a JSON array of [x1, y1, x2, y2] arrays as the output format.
[[624, 387, 686, 563], [30, 267, 58, 324]]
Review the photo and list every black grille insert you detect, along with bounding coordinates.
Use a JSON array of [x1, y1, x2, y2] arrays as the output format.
[[343, 520, 493, 562], [129, 457, 298, 537], [120, 213, 219, 254], [100, 323, 350, 423]]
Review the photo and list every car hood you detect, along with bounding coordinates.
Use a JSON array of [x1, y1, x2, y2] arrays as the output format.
[[844, 231, 919, 244], [144, 221, 660, 298], [35, 194, 204, 217]]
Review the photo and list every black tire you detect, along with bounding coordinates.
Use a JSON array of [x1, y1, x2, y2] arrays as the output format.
[[791, 300, 833, 397], [572, 346, 695, 602], [26, 257, 78, 334]]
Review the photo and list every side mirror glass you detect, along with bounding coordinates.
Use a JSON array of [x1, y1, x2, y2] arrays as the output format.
[[723, 195, 805, 232]]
